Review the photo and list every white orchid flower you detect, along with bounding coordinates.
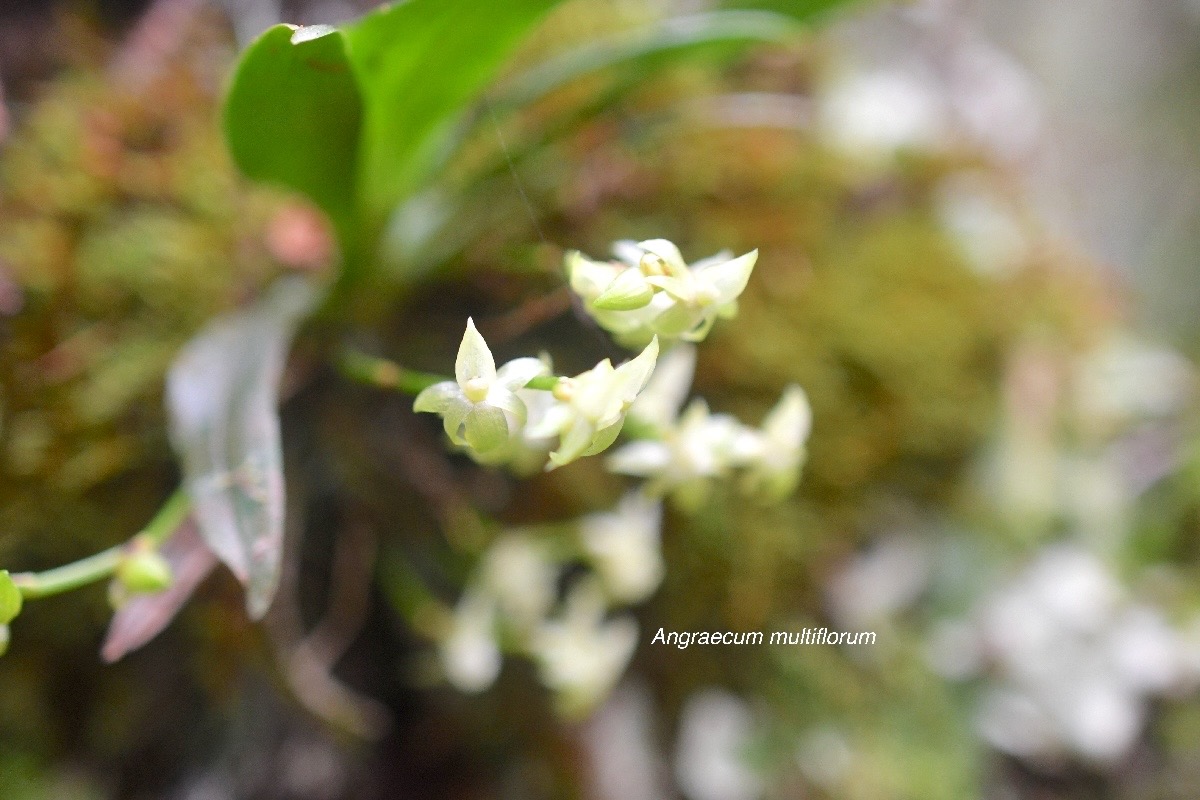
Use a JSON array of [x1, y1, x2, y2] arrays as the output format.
[[439, 590, 501, 693], [608, 398, 759, 511], [531, 578, 639, 716], [580, 492, 665, 603], [738, 385, 812, 500], [567, 239, 758, 346], [528, 337, 660, 468], [413, 318, 548, 456], [481, 533, 560, 631]]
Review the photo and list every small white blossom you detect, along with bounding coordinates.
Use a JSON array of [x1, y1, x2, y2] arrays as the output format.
[[613, 339, 810, 507], [608, 399, 756, 511], [467, 357, 560, 474], [738, 385, 812, 501], [414, 318, 548, 456], [531, 578, 639, 715], [567, 239, 758, 346], [528, 337, 660, 468], [482, 533, 560, 631], [439, 590, 501, 693], [580, 493, 665, 603], [674, 689, 764, 800]]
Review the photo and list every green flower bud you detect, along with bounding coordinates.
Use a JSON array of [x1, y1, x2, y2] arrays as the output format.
[[0, 571, 22, 625], [591, 269, 655, 311], [116, 548, 173, 594]]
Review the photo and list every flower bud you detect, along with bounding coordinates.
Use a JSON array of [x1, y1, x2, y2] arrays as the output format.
[[592, 269, 655, 311], [116, 546, 174, 594]]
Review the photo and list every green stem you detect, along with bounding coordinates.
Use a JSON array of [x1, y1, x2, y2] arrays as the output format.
[[339, 349, 446, 394], [11, 489, 190, 600], [524, 375, 562, 391], [339, 348, 564, 394]]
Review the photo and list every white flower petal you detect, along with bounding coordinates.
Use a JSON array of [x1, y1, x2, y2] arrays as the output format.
[[455, 317, 497, 386], [607, 441, 673, 476], [567, 250, 622, 299], [413, 381, 465, 414], [637, 239, 688, 273], [486, 386, 527, 423], [764, 384, 812, 450], [496, 357, 550, 390], [465, 404, 509, 453], [703, 250, 758, 305], [630, 344, 696, 431], [614, 337, 660, 404], [440, 592, 500, 693]]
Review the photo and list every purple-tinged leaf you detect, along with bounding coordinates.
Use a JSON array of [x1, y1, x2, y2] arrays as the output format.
[[165, 277, 318, 618]]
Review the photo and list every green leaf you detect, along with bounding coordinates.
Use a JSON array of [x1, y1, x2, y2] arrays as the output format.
[[496, 11, 801, 111], [344, 0, 562, 228], [0, 571, 22, 625], [165, 277, 320, 619], [224, 24, 363, 260], [722, 0, 866, 23]]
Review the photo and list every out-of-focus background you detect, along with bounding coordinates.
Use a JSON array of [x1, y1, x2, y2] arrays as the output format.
[[4, 0, 1200, 798]]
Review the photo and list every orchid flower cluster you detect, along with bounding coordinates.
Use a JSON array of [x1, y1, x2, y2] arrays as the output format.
[[408, 238, 811, 707], [610, 344, 812, 511], [438, 493, 663, 715], [568, 239, 759, 347]]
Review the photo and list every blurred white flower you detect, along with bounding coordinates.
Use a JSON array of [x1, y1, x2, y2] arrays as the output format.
[[819, 69, 946, 155], [953, 544, 1200, 765], [610, 386, 810, 510], [609, 399, 754, 511], [674, 689, 764, 800], [567, 239, 758, 347], [1072, 335, 1195, 435], [414, 318, 548, 455], [531, 579, 639, 715], [439, 590, 501, 693], [628, 343, 697, 434], [826, 535, 932, 630], [580, 493, 665, 603], [528, 337, 659, 468], [482, 533, 559, 631], [794, 727, 853, 791], [737, 385, 812, 501], [935, 174, 1028, 277]]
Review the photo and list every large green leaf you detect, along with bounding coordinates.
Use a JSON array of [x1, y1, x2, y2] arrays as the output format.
[[343, 0, 562, 230], [224, 24, 363, 259]]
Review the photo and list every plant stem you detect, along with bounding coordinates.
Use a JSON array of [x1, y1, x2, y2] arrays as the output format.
[[339, 349, 446, 394], [11, 489, 191, 600], [524, 375, 561, 391]]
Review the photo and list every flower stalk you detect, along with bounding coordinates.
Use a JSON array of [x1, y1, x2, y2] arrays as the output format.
[[11, 489, 191, 601]]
